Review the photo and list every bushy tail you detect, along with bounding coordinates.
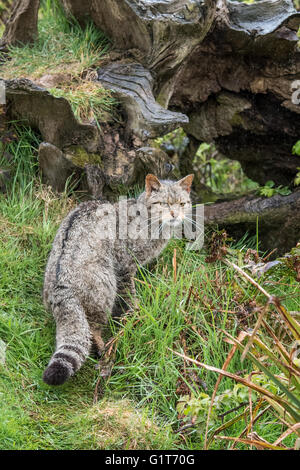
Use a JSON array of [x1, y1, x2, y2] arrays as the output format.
[[43, 299, 91, 386]]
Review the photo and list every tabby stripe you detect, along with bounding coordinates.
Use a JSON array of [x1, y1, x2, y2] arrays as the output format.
[[53, 352, 78, 371], [56, 209, 81, 281], [58, 344, 86, 359]]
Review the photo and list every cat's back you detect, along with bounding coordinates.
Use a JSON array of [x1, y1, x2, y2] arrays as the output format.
[[43, 199, 105, 306], [49, 199, 101, 257]]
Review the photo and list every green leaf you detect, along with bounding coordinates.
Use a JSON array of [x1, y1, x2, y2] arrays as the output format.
[[292, 141, 300, 156], [277, 186, 292, 196]]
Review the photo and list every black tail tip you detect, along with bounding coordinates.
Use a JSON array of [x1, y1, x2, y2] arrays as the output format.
[[43, 361, 71, 386]]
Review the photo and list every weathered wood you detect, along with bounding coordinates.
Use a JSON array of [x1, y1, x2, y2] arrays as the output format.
[[61, 0, 300, 187], [62, 0, 216, 66], [171, 0, 300, 186], [4, 78, 176, 196], [204, 189, 300, 254], [61, 0, 217, 105], [95, 124, 175, 194], [38, 143, 85, 193], [97, 62, 188, 140], [5, 79, 99, 151], [1, 0, 40, 47], [226, 0, 299, 38], [0, 1, 15, 27]]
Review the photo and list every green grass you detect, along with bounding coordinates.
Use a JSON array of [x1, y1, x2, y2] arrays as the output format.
[[0, 0, 116, 126], [0, 126, 299, 449], [49, 82, 117, 126], [1, 0, 110, 79]]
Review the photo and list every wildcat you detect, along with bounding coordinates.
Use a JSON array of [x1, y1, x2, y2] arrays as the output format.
[[42, 173, 194, 385]]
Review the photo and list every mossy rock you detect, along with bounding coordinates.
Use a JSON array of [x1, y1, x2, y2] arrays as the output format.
[[64, 146, 102, 168]]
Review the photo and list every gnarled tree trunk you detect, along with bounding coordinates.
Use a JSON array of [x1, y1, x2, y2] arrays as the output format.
[[0, 0, 39, 47], [61, 0, 300, 188]]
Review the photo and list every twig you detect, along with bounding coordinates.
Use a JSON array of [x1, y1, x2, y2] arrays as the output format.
[[176, 422, 197, 434], [241, 301, 270, 362], [173, 248, 177, 283], [224, 259, 300, 339], [273, 423, 300, 446], [218, 401, 248, 422], [224, 259, 272, 299], [168, 348, 287, 404], [185, 285, 193, 309], [230, 402, 271, 450], [263, 248, 277, 262], [214, 435, 287, 450], [93, 376, 103, 404], [204, 330, 247, 449]]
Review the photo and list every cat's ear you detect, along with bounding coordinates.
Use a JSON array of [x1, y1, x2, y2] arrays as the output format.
[[145, 174, 161, 197], [177, 174, 194, 193]]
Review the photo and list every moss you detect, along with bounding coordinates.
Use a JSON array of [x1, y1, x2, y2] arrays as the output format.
[[230, 112, 245, 128], [64, 146, 102, 168]]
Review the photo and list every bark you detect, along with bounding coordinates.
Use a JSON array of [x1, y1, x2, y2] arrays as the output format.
[[171, 0, 300, 186], [0, 1, 15, 27], [60, 0, 300, 186], [204, 189, 300, 254], [97, 62, 188, 140], [1, 0, 39, 47]]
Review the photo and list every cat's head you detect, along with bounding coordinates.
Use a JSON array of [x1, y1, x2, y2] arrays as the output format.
[[143, 174, 194, 228]]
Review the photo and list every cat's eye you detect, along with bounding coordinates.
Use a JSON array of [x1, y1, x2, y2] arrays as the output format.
[[180, 202, 185, 206]]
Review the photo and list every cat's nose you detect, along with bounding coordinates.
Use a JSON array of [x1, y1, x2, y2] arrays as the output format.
[[170, 210, 175, 218]]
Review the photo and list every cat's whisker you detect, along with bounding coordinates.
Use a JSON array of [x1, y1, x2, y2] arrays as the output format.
[[134, 216, 163, 238], [184, 219, 202, 231], [149, 221, 163, 239], [135, 213, 162, 230], [184, 216, 204, 232]]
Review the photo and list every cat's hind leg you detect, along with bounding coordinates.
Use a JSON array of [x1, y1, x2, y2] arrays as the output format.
[[90, 324, 105, 356]]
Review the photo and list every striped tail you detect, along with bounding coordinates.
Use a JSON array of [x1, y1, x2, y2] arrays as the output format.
[[43, 344, 88, 385], [43, 299, 91, 386]]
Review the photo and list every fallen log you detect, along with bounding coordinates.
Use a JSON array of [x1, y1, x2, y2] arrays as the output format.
[[204, 189, 300, 253]]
